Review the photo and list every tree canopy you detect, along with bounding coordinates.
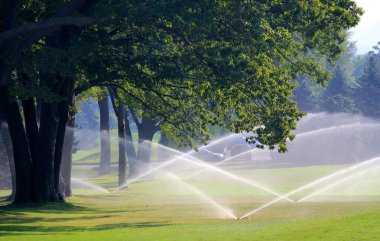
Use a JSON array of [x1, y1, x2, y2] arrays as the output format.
[[0, 0, 363, 203]]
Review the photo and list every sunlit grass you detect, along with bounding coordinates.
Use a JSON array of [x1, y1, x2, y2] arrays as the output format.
[[2, 160, 380, 240], [2, 166, 380, 241]]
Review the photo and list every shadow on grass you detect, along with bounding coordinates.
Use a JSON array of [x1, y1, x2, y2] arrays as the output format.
[[0, 221, 170, 236], [0, 201, 91, 213], [0, 201, 151, 216], [0, 201, 162, 236]]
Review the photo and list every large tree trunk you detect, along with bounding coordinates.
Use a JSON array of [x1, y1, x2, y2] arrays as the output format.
[[137, 117, 159, 164], [133, 117, 159, 177], [0, 111, 16, 201], [21, 98, 39, 165], [33, 74, 74, 202], [27, 23, 81, 203], [98, 93, 111, 175], [0, 3, 90, 204], [54, 111, 67, 200], [61, 118, 74, 197], [109, 89, 127, 186], [19, 72, 39, 164], [54, 78, 74, 199], [0, 87, 33, 203], [33, 100, 61, 202], [128, 108, 160, 176]]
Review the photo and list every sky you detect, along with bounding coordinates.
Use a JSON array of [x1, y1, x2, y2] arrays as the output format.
[[351, 0, 380, 54]]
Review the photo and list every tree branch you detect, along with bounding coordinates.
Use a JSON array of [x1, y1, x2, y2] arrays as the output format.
[[75, 80, 203, 144], [157, 24, 220, 76], [0, 17, 99, 45], [4, 0, 24, 30]]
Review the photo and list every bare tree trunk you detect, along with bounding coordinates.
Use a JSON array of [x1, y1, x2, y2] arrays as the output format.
[[34, 100, 61, 202], [21, 98, 39, 163], [0, 112, 16, 200], [116, 105, 126, 186], [109, 89, 127, 186], [19, 72, 39, 165], [137, 117, 159, 165], [61, 118, 74, 197], [98, 92, 111, 175], [128, 108, 160, 176], [0, 87, 33, 203], [125, 111, 137, 178], [54, 78, 74, 199]]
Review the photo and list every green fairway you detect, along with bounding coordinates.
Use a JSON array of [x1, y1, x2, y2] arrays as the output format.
[[4, 145, 380, 241], [1, 165, 380, 241]]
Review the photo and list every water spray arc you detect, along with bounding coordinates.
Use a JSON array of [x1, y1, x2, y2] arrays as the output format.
[[187, 123, 379, 180], [185, 148, 260, 179], [112, 134, 240, 192], [129, 141, 294, 203], [296, 123, 380, 138], [69, 113, 380, 220], [163, 171, 238, 219], [239, 157, 380, 219], [297, 164, 380, 202], [112, 148, 200, 192], [116, 159, 238, 219]]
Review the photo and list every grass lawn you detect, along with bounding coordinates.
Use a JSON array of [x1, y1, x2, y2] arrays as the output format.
[[1, 164, 380, 241], [2, 152, 380, 241]]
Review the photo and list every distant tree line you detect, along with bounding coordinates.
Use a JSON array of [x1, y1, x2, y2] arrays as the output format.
[[293, 41, 380, 119]]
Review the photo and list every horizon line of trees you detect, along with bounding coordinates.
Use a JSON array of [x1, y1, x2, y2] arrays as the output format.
[[293, 41, 380, 118]]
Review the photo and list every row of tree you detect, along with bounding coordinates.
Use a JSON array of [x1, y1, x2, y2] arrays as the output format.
[[0, 0, 362, 204], [293, 41, 380, 118]]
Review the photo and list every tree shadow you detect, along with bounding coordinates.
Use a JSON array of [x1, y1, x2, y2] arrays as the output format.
[[0, 221, 170, 236], [0, 201, 91, 213], [0, 201, 164, 236]]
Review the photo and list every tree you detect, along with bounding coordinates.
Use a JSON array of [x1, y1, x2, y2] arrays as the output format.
[[322, 42, 359, 113], [293, 41, 360, 113], [355, 44, 380, 118], [0, 0, 362, 203], [292, 75, 325, 112], [109, 88, 127, 186], [0, 107, 16, 200], [0, 0, 111, 203], [124, 105, 160, 177], [97, 90, 111, 175], [61, 118, 75, 197]]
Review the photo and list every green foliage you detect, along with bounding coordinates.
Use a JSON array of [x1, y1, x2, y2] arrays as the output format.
[[2, 0, 363, 151], [73, 0, 362, 151], [294, 41, 380, 119], [293, 41, 361, 114], [354, 44, 380, 118]]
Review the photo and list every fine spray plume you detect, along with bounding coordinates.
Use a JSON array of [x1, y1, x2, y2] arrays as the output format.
[[69, 113, 380, 219]]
